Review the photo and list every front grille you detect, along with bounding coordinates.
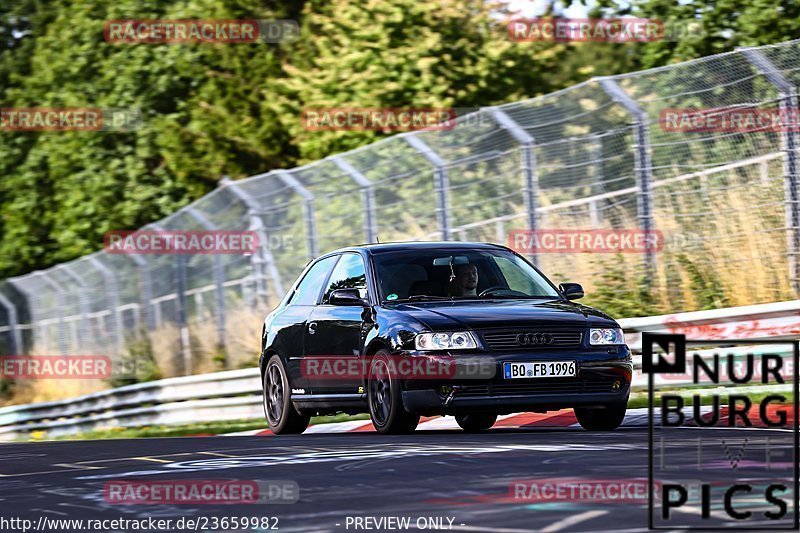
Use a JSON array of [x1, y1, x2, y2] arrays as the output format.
[[481, 329, 583, 350], [457, 376, 615, 397]]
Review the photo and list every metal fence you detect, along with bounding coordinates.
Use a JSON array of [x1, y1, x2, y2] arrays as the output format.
[[2, 39, 800, 374]]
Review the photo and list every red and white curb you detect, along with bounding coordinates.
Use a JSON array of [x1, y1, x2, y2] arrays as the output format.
[[224, 408, 664, 436]]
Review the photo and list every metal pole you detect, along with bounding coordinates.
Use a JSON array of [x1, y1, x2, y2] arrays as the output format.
[[330, 155, 378, 243], [148, 222, 192, 375], [590, 133, 605, 227], [6, 278, 36, 352], [58, 264, 91, 353], [489, 107, 538, 263], [176, 254, 191, 375], [35, 272, 69, 355], [275, 170, 318, 260], [0, 289, 21, 355], [126, 254, 155, 332], [404, 134, 451, 240], [220, 177, 285, 305], [88, 256, 123, 356], [741, 47, 800, 296], [598, 77, 656, 283], [186, 206, 227, 353]]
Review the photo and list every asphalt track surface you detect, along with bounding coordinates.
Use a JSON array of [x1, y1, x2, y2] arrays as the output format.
[[0, 422, 795, 533]]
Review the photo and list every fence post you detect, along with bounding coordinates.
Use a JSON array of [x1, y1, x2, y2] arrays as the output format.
[[58, 264, 91, 353], [330, 155, 378, 243], [590, 133, 605, 227], [147, 223, 192, 375], [741, 47, 800, 296], [36, 272, 69, 355], [127, 255, 155, 332], [404, 134, 451, 240], [186, 206, 227, 353], [220, 177, 285, 303], [489, 107, 538, 262], [6, 278, 38, 350], [0, 290, 21, 355], [598, 77, 656, 283], [275, 170, 318, 260], [88, 256, 123, 357]]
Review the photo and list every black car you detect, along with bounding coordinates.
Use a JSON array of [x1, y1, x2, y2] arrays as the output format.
[[259, 242, 632, 434]]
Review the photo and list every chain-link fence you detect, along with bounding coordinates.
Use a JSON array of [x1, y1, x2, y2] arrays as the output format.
[[2, 39, 799, 375]]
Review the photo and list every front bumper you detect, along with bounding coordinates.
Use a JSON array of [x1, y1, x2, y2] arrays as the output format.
[[399, 346, 632, 416]]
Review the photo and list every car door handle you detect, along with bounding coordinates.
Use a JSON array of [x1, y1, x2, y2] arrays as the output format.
[[307, 322, 317, 335]]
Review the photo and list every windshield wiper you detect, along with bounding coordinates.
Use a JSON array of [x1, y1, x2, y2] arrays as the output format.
[[396, 295, 452, 302]]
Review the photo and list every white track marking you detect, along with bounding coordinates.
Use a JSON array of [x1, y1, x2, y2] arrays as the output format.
[[304, 420, 372, 433], [541, 510, 609, 532]]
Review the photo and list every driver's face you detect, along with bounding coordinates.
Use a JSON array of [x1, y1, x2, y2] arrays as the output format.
[[457, 265, 478, 290]]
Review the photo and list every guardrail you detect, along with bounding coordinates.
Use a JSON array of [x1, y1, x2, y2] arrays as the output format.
[[0, 368, 262, 440], [0, 300, 797, 440]]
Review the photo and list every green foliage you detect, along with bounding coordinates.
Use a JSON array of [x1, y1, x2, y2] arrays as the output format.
[[3, 0, 800, 284], [109, 331, 162, 387], [589, 0, 800, 68], [674, 253, 731, 311], [582, 258, 660, 318]]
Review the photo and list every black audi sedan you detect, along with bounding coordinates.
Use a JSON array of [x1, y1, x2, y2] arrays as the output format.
[[259, 242, 632, 434]]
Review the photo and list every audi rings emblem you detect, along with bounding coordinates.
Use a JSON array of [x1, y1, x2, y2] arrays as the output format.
[[516, 333, 554, 345]]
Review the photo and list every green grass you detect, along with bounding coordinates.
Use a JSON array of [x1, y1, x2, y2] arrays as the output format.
[[36, 413, 371, 441]]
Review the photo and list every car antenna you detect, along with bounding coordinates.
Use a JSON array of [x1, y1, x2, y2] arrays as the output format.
[[376, 235, 381, 243]]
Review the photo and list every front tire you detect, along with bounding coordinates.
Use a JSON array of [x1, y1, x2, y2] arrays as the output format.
[[575, 401, 627, 431], [368, 351, 420, 434], [263, 354, 310, 435], [455, 413, 497, 432]]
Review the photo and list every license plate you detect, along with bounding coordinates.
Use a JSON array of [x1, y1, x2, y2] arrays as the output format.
[[503, 361, 576, 379]]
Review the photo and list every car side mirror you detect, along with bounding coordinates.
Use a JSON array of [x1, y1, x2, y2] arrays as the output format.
[[559, 282, 584, 300], [329, 288, 368, 306]]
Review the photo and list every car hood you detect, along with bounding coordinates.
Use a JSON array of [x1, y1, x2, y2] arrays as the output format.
[[384, 298, 617, 331]]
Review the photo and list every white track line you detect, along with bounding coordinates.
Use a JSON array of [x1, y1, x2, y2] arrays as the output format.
[[541, 510, 609, 532]]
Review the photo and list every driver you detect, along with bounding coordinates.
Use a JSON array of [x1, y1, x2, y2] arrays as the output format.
[[449, 263, 478, 297]]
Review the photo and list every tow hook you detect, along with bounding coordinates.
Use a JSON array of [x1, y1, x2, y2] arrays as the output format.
[[443, 385, 462, 408]]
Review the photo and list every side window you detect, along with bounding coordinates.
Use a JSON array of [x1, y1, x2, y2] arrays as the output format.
[[290, 256, 338, 306], [322, 253, 367, 303]]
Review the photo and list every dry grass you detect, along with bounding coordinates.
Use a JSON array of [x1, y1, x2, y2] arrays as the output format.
[[2, 340, 108, 405]]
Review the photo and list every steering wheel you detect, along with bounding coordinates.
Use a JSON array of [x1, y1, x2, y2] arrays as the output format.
[[478, 286, 508, 297]]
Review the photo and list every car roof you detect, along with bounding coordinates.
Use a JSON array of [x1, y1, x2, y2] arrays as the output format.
[[324, 241, 508, 256]]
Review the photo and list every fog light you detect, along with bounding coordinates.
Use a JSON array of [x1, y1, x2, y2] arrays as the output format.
[[612, 379, 621, 391]]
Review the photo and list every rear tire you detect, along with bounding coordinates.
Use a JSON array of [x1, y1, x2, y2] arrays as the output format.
[[575, 401, 627, 431], [455, 413, 497, 432], [263, 354, 310, 435], [368, 351, 420, 434]]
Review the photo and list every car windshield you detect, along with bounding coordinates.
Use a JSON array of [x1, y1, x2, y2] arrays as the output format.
[[373, 249, 561, 302]]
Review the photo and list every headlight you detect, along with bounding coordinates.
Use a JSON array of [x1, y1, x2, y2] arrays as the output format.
[[415, 331, 478, 351], [589, 327, 625, 345]]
